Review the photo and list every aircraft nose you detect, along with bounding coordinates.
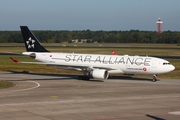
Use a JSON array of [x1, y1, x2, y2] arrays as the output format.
[[167, 65, 175, 72], [171, 65, 175, 71]]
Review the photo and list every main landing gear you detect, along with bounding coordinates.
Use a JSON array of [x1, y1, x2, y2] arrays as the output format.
[[78, 75, 90, 80], [152, 74, 157, 82], [78, 69, 91, 80]]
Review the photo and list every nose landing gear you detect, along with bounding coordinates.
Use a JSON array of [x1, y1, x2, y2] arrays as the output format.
[[152, 74, 157, 82]]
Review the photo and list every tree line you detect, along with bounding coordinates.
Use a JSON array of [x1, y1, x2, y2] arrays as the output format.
[[0, 30, 180, 44]]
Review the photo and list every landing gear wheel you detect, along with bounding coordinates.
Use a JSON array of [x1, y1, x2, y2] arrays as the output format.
[[152, 78, 157, 82]]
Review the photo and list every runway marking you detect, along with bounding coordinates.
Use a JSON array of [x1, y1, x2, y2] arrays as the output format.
[[21, 75, 27, 79], [168, 111, 180, 115], [50, 96, 58, 99], [72, 81, 81, 88], [0, 80, 40, 93], [0, 94, 179, 107], [76, 84, 81, 88]]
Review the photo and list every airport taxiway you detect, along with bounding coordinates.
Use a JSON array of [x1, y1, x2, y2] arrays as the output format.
[[0, 72, 180, 120]]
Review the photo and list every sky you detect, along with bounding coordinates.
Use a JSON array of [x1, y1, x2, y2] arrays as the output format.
[[0, 0, 180, 31]]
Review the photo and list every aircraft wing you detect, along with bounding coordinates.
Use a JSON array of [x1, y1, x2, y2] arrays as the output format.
[[47, 64, 117, 71], [10, 57, 118, 71]]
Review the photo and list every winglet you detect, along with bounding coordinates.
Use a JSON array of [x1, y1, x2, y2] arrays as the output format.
[[111, 50, 117, 55], [10, 57, 19, 63]]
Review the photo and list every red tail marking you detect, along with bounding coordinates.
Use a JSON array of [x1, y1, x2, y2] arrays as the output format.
[[111, 50, 117, 55], [10, 57, 19, 63]]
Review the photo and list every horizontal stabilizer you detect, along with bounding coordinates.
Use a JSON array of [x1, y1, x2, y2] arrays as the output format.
[[10, 57, 19, 63]]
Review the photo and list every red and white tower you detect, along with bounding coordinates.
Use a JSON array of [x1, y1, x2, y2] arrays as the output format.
[[156, 18, 163, 33]]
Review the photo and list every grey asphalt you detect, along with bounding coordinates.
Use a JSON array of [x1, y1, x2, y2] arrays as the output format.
[[0, 72, 180, 120]]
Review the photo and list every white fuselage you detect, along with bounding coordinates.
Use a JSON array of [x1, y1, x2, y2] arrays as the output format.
[[23, 52, 175, 75]]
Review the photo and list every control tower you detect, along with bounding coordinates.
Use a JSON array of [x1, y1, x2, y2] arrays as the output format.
[[156, 18, 163, 33]]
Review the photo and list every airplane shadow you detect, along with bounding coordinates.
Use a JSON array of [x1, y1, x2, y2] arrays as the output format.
[[108, 76, 154, 82], [146, 114, 166, 120], [7, 70, 78, 81], [7, 70, 155, 82]]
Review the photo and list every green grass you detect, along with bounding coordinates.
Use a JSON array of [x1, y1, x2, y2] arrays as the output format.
[[0, 43, 179, 79], [0, 80, 14, 89], [0, 56, 80, 75], [0, 43, 179, 55], [0, 57, 179, 79]]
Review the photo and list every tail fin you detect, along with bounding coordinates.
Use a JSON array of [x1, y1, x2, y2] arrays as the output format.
[[20, 26, 49, 52]]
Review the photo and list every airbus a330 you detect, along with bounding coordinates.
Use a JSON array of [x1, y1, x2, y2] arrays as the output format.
[[10, 26, 175, 82]]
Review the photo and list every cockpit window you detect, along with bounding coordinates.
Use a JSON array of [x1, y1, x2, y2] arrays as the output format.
[[163, 62, 171, 65]]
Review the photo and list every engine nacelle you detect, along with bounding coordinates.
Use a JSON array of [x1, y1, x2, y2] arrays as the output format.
[[92, 69, 109, 80], [30, 53, 36, 59], [22, 52, 36, 59]]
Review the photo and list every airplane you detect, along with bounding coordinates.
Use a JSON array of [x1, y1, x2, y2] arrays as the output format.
[[10, 26, 175, 82]]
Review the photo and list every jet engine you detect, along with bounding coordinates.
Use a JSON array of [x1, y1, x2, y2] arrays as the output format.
[[92, 69, 109, 80]]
